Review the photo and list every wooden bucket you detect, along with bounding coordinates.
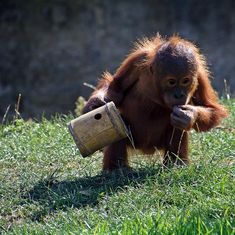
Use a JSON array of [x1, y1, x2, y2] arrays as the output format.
[[68, 102, 128, 157]]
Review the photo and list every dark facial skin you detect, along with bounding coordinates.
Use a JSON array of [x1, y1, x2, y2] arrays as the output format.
[[162, 75, 196, 108]]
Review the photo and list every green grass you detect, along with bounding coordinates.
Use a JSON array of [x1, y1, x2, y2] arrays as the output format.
[[0, 100, 234, 235]]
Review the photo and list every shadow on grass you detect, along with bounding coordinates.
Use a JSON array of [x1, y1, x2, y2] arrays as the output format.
[[21, 166, 163, 221]]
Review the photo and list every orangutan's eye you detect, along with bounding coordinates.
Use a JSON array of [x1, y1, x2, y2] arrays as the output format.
[[181, 77, 191, 86], [167, 79, 176, 87]]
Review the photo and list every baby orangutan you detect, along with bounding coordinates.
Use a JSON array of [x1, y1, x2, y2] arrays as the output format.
[[83, 35, 228, 171]]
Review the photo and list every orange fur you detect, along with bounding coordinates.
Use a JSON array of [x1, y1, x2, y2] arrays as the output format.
[[83, 35, 228, 171]]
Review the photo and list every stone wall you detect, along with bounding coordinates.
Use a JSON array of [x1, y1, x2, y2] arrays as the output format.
[[0, 0, 234, 120]]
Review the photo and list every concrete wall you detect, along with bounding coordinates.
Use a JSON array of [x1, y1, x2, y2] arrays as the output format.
[[0, 0, 234, 119]]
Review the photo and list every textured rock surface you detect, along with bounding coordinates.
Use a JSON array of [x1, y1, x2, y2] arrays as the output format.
[[0, 0, 234, 119]]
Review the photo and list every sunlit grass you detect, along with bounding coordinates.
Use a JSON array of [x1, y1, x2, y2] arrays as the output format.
[[0, 100, 234, 234]]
